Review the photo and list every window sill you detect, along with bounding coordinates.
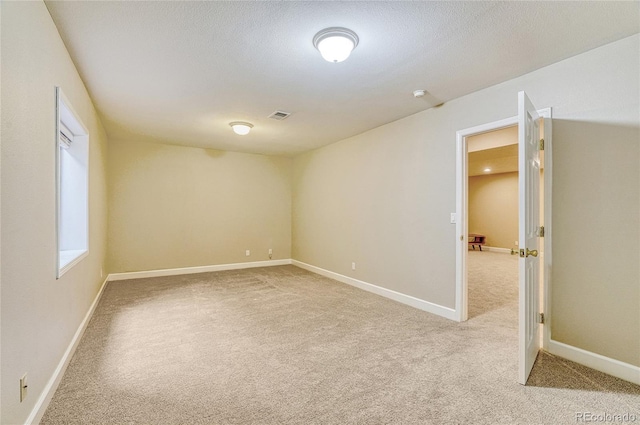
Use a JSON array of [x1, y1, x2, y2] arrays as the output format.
[[58, 249, 88, 278]]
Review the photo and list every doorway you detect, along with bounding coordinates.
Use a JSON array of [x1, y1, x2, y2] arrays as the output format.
[[454, 94, 552, 384], [466, 126, 520, 318]]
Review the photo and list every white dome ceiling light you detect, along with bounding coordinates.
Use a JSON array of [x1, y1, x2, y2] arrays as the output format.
[[229, 121, 253, 135], [413, 90, 426, 98], [313, 27, 359, 63]]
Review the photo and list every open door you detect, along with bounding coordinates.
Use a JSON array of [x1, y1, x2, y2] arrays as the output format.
[[518, 91, 541, 384]]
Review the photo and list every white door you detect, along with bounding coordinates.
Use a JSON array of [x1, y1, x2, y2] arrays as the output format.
[[518, 91, 541, 385]]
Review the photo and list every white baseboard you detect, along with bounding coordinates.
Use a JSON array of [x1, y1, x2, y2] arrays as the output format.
[[473, 246, 546, 257], [22, 261, 637, 425], [26, 276, 109, 425], [108, 259, 292, 281], [486, 246, 513, 254], [547, 339, 640, 385], [26, 260, 293, 423], [291, 260, 457, 321], [108, 259, 481, 323], [469, 246, 514, 254]]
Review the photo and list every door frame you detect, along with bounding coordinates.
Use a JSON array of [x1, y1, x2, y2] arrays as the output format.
[[454, 108, 552, 351]]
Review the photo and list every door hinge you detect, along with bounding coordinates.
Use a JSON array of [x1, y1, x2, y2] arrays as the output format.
[[539, 226, 545, 237], [537, 313, 545, 324], [539, 138, 545, 151]]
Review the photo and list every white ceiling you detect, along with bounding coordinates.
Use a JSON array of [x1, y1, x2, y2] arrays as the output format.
[[469, 144, 518, 177], [45, 1, 639, 156], [468, 125, 517, 176]]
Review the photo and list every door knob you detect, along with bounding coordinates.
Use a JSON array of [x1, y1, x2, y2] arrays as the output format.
[[526, 248, 538, 257]]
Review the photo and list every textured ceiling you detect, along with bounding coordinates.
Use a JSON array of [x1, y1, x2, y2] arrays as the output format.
[[45, 1, 639, 156]]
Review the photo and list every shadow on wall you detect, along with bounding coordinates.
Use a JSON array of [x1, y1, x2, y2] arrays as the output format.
[[551, 118, 639, 279], [551, 119, 640, 367]]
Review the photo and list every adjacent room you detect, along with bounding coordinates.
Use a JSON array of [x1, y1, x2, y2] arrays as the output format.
[[2, 1, 639, 424], [467, 126, 521, 319]]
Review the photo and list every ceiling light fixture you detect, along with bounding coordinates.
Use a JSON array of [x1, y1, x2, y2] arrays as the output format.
[[484, 168, 492, 173], [229, 121, 253, 135], [313, 27, 359, 63]]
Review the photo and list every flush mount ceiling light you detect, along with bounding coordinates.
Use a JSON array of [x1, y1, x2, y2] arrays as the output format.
[[484, 168, 492, 173], [313, 27, 359, 63], [229, 121, 253, 135]]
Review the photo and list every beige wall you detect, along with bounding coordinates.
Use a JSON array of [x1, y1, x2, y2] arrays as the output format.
[[552, 120, 639, 365], [469, 172, 518, 250], [293, 115, 454, 306], [1, 2, 109, 424], [292, 35, 639, 366], [108, 139, 292, 272], [1, 11, 637, 425], [468, 126, 518, 152]]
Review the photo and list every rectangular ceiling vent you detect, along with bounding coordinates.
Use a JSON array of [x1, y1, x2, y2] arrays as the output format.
[[268, 110, 291, 121]]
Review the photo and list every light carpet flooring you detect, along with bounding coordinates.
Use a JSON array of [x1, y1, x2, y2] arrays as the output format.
[[42, 253, 639, 424]]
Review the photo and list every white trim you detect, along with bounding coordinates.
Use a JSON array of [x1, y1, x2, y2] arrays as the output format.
[[541, 109, 553, 351], [55, 87, 90, 280], [475, 246, 513, 254], [102, 259, 456, 319], [107, 259, 292, 281], [455, 107, 551, 326], [26, 276, 109, 425], [455, 115, 518, 322], [292, 260, 457, 321], [55, 87, 61, 279], [547, 340, 640, 385], [27, 260, 293, 422], [58, 249, 89, 278]]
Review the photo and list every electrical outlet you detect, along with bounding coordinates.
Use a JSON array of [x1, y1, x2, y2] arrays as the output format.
[[245, 250, 250, 256], [352, 262, 356, 271], [450, 213, 456, 224], [268, 249, 272, 255], [20, 373, 28, 402]]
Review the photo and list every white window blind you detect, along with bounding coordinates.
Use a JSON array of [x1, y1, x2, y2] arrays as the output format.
[[59, 122, 74, 149]]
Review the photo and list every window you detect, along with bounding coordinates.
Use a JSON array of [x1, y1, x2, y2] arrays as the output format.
[[56, 87, 89, 278]]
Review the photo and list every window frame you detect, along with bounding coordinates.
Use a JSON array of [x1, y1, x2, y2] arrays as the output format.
[[56, 87, 90, 278]]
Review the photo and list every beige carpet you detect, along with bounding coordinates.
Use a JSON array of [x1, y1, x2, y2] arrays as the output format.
[[42, 256, 639, 424]]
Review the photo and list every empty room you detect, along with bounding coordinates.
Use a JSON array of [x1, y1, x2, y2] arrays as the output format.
[[466, 126, 522, 318], [1, 1, 639, 424]]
